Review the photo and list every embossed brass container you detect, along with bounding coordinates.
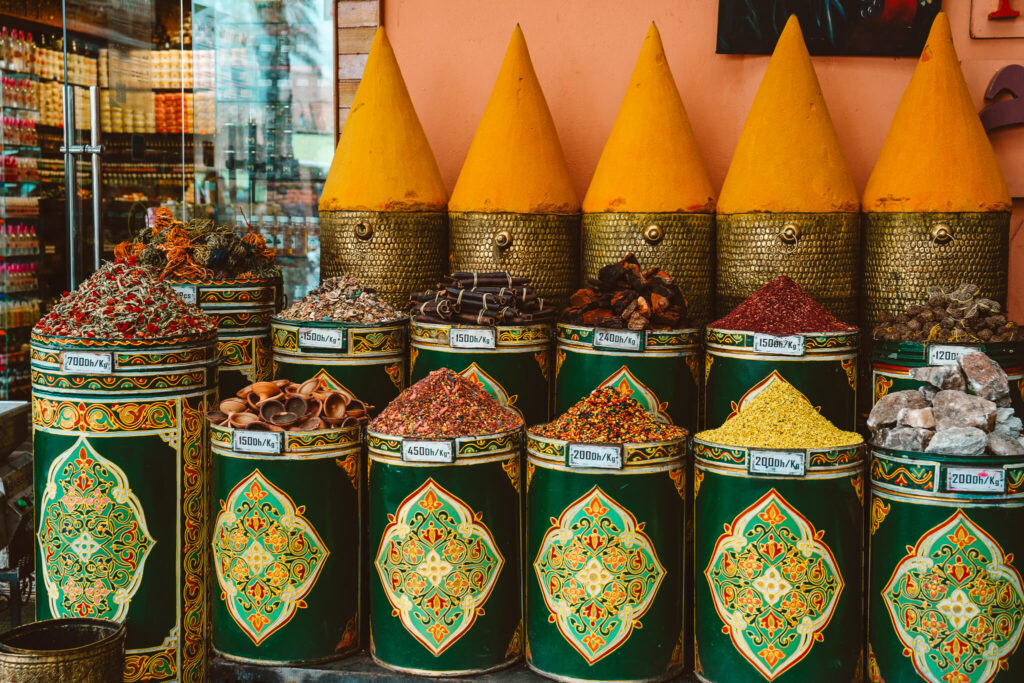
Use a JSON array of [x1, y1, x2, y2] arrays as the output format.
[[704, 328, 859, 430], [556, 323, 700, 433], [367, 428, 523, 675], [582, 212, 715, 326], [871, 339, 1024, 416], [715, 212, 860, 323], [693, 438, 865, 682], [0, 618, 126, 683], [320, 210, 447, 309], [166, 277, 278, 400], [861, 211, 1009, 329], [271, 316, 408, 413], [31, 330, 219, 682], [448, 212, 580, 309], [410, 321, 551, 427], [525, 431, 687, 682], [868, 446, 1024, 682], [210, 423, 362, 665]]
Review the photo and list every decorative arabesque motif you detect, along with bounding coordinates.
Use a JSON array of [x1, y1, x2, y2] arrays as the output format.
[[38, 437, 156, 620], [212, 470, 329, 645], [375, 479, 504, 655], [705, 489, 843, 680], [458, 363, 519, 415], [534, 486, 665, 664], [598, 366, 670, 423], [883, 510, 1024, 683]]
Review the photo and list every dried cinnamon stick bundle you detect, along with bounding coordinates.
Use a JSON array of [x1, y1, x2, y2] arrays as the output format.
[[409, 272, 554, 326]]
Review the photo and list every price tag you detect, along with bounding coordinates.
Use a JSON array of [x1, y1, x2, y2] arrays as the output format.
[[61, 351, 113, 375], [402, 440, 455, 464], [947, 467, 1005, 493], [298, 327, 346, 350], [171, 284, 197, 305], [752, 334, 804, 356], [566, 443, 624, 470], [928, 345, 975, 365], [748, 449, 806, 476], [593, 329, 642, 351], [233, 430, 283, 454], [449, 328, 496, 349]]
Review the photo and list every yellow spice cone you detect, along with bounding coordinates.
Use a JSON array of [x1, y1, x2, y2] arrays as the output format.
[[583, 22, 715, 213], [449, 25, 578, 214], [863, 12, 1010, 213], [717, 15, 857, 214], [319, 28, 447, 212]]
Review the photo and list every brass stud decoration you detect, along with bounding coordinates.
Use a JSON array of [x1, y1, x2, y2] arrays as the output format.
[[643, 224, 664, 245], [354, 222, 374, 240], [779, 223, 801, 244], [929, 223, 953, 245], [494, 229, 513, 249]]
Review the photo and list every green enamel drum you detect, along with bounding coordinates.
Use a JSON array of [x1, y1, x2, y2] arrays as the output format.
[[209, 422, 362, 665], [31, 330, 219, 683], [555, 324, 700, 432], [367, 429, 523, 675], [704, 328, 860, 430], [271, 317, 408, 413], [525, 432, 687, 682], [167, 277, 278, 401], [867, 446, 1024, 682], [693, 438, 865, 682], [410, 321, 551, 426], [871, 340, 1024, 414]]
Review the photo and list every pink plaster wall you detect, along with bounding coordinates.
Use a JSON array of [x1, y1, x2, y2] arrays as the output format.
[[383, 0, 1024, 317]]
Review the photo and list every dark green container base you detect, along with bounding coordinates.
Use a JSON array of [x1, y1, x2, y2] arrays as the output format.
[[372, 655, 521, 678], [212, 645, 359, 669], [527, 662, 683, 683]]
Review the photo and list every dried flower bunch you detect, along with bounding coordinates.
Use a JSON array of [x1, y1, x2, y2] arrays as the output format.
[[873, 284, 1019, 343], [35, 260, 216, 339], [206, 378, 372, 432], [561, 254, 690, 330], [114, 207, 281, 280], [279, 275, 404, 324]]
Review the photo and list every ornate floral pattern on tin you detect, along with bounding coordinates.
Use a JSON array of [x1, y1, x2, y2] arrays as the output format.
[[597, 365, 670, 423], [212, 470, 329, 644], [534, 486, 665, 663], [705, 489, 843, 680], [883, 510, 1024, 683], [375, 479, 504, 655]]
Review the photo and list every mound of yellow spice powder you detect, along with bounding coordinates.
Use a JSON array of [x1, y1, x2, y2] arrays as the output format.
[[697, 380, 862, 449]]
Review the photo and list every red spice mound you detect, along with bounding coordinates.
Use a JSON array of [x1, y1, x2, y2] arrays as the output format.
[[370, 368, 523, 438], [34, 260, 217, 340], [711, 276, 855, 335], [532, 387, 686, 443]]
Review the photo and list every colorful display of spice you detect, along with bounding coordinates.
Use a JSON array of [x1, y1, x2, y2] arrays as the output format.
[[561, 254, 690, 330], [408, 272, 556, 326], [697, 379, 862, 449], [278, 275, 404, 323], [532, 387, 686, 443], [34, 261, 216, 339], [370, 368, 523, 437], [206, 378, 371, 432], [872, 283, 1019, 343], [710, 275, 855, 336], [114, 207, 281, 280], [868, 351, 1024, 456]]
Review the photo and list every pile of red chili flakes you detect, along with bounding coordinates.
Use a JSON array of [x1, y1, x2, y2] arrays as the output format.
[[711, 275, 854, 336], [34, 260, 216, 339], [532, 387, 686, 443]]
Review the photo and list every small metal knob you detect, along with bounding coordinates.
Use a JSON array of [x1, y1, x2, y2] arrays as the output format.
[[354, 222, 373, 240], [930, 223, 953, 245], [494, 229, 513, 249], [779, 223, 800, 244], [642, 224, 664, 245]]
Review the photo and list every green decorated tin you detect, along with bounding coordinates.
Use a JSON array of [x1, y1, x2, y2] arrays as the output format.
[[271, 316, 408, 414], [704, 328, 860, 430], [410, 321, 551, 426], [693, 438, 865, 682], [872, 339, 1024, 414], [555, 324, 701, 432], [525, 431, 687, 682], [367, 428, 523, 675], [209, 422, 362, 665], [31, 330, 219, 682], [868, 446, 1024, 683], [167, 277, 278, 400]]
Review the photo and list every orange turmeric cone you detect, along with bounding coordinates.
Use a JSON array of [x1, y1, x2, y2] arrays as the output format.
[[862, 11, 1011, 326]]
